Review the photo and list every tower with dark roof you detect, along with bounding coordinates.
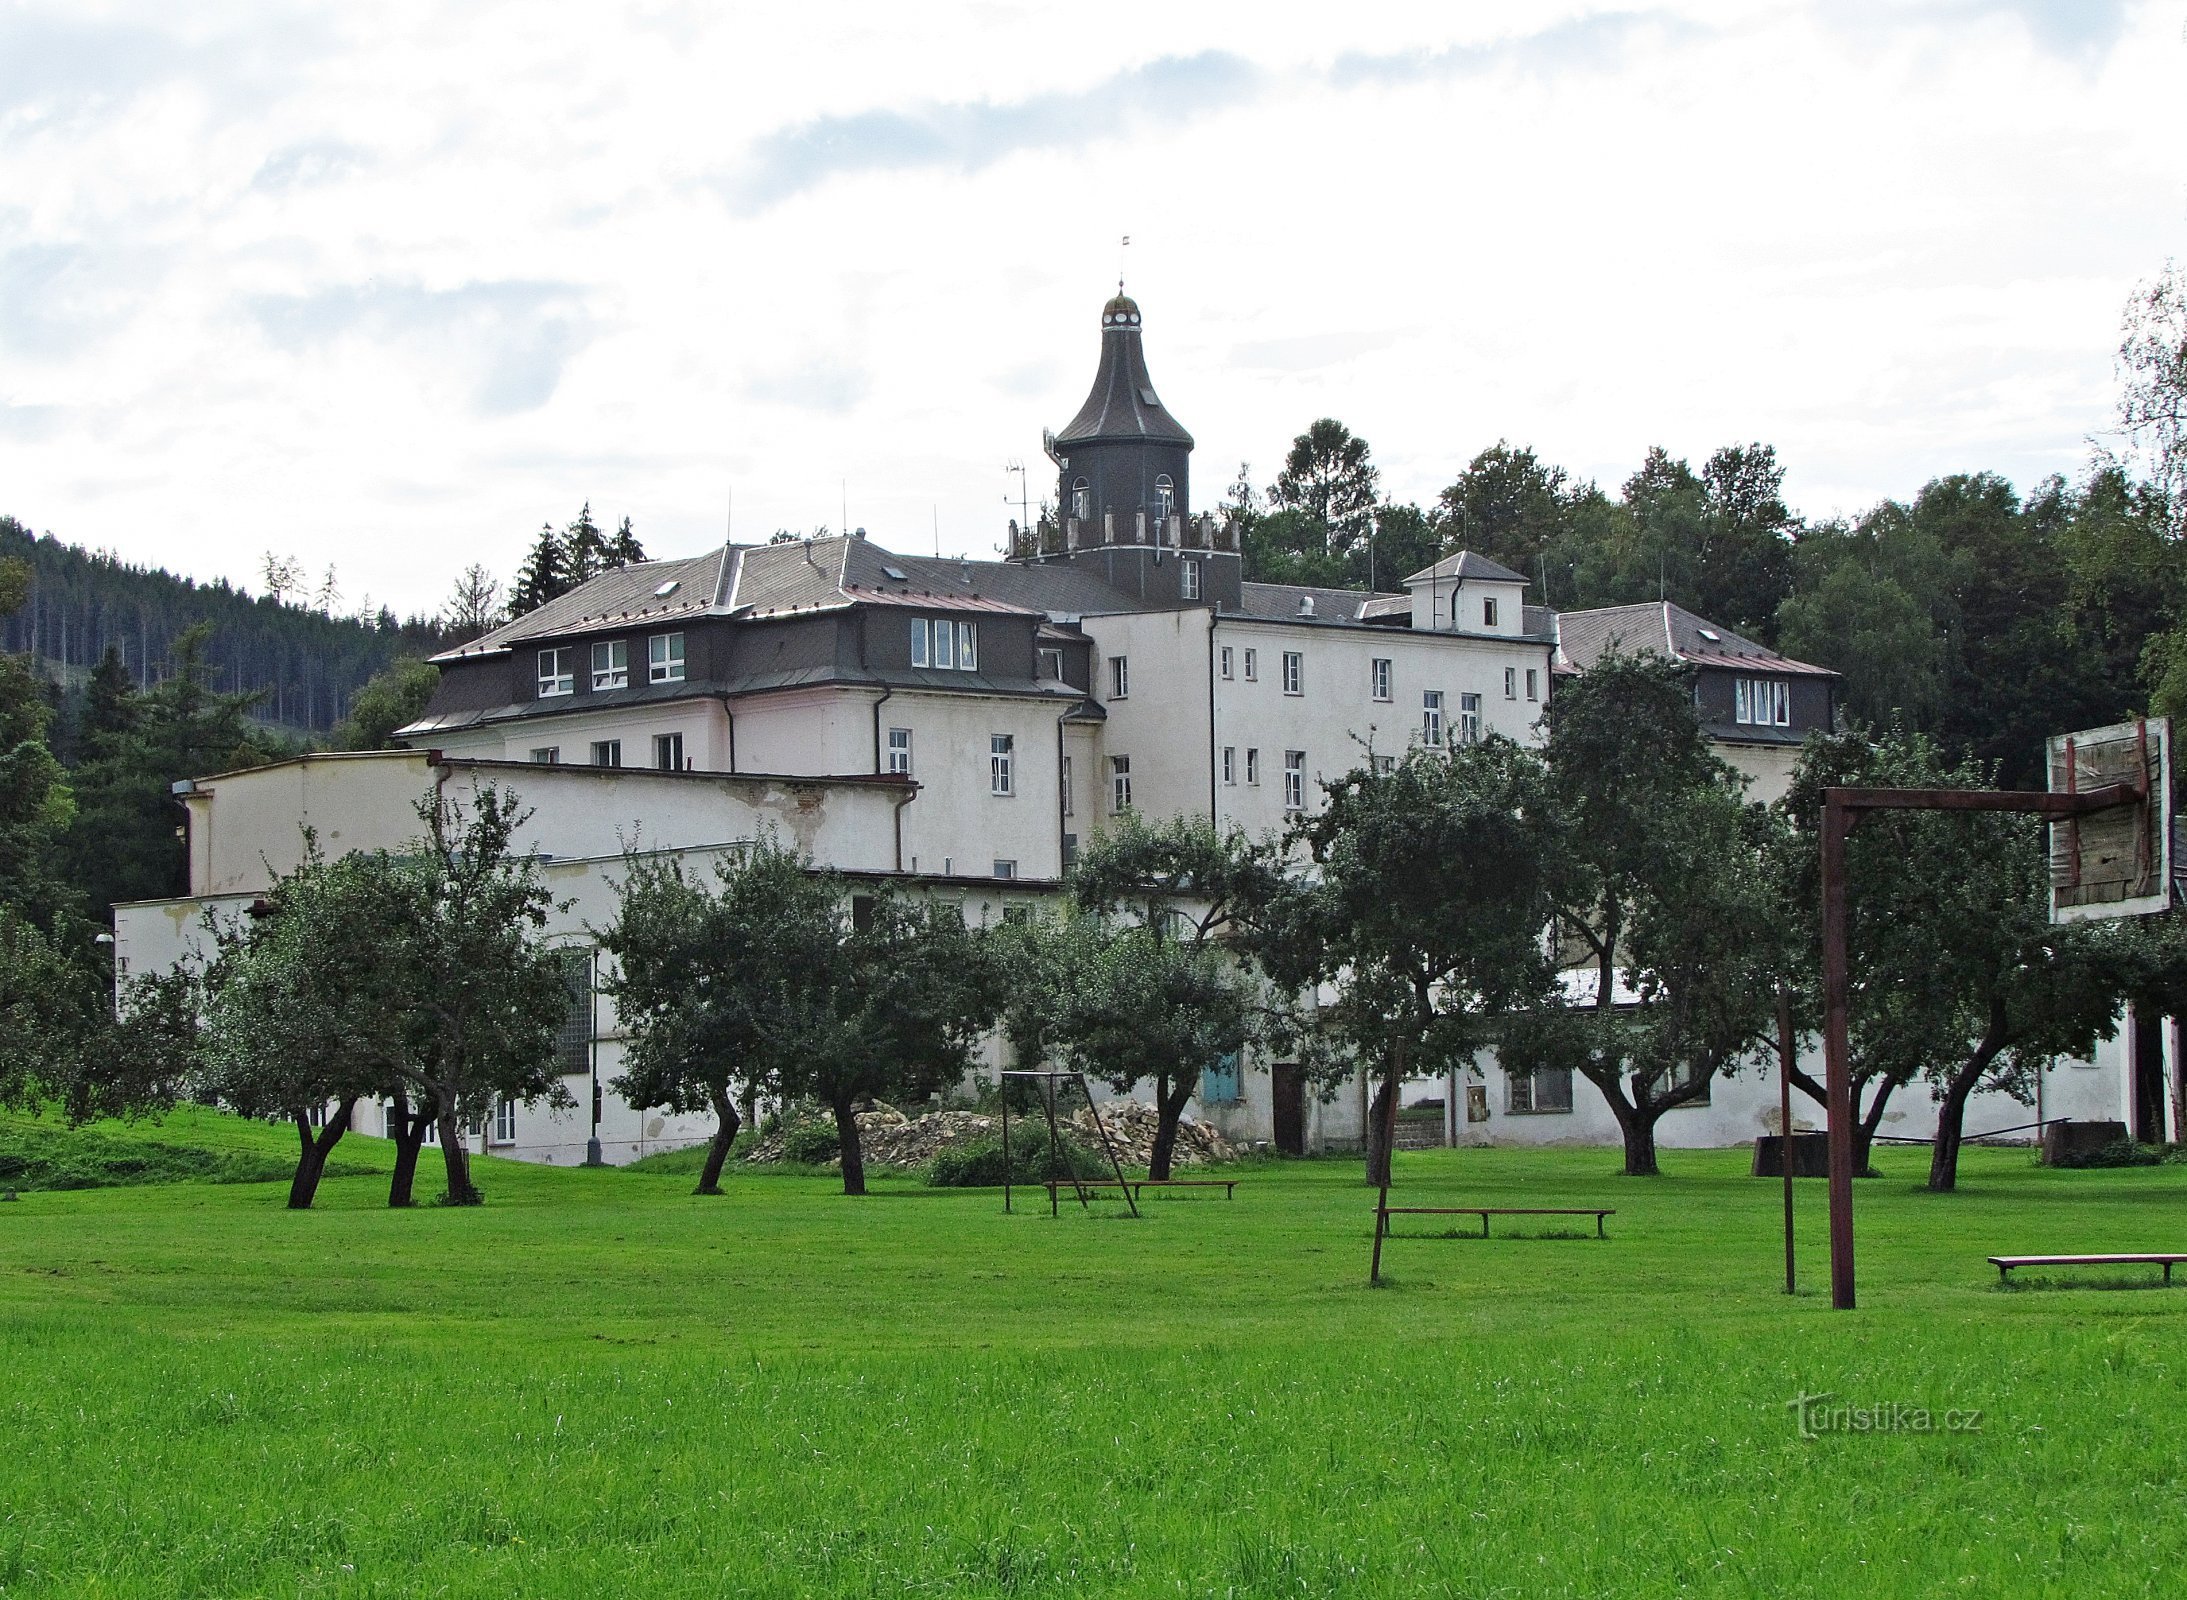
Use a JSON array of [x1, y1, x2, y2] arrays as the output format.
[[1046, 293, 1195, 539]]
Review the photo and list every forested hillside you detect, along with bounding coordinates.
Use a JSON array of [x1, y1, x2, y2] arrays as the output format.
[[0, 516, 451, 733]]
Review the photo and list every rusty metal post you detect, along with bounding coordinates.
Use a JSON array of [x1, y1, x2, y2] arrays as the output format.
[[1075, 1073, 1140, 1219], [1820, 793, 1858, 1310], [1776, 981, 1798, 1296]]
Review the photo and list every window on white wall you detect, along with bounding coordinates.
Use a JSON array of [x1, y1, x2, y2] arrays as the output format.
[[649, 633, 685, 683], [491, 1097, 518, 1144], [529, 746, 559, 764], [1283, 750, 1305, 812], [1526, 668, 1539, 701], [990, 734, 1014, 796], [1246, 748, 1261, 785], [1111, 755, 1132, 811], [1109, 655, 1129, 699], [1282, 651, 1303, 695], [1371, 658, 1392, 701], [1504, 667, 1518, 699], [1509, 1066, 1574, 1114], [1062, 755, 1073, 816], [1222, 746, 1236, 785], [993, 860, 1017, 880], [1459, 692, 1482, 746], [1483, 596, 1500, 627], [1422, 690, 1444, 748], [1243, 648, 1258, 681], [590, 739, 622, 768], [653, 732, 683, 771], [537, 648, 573, 697], [887, 727, 912, 775], [592, 639, 628, 690], [1219, 645, 1233, 679]]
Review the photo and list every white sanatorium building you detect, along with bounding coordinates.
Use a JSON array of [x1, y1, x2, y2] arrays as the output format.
[[113, 294, 2175, 1162]]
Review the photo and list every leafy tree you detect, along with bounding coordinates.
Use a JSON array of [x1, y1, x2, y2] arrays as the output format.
[[1365, 502, 1439, 593], [1505, 652, 1779, 1177], [1256, 742, 1561, 1188], [1776, 728, 2139, 1192], [1432, 442, 1581, 593], [1063, 814, 1278, 1177], [197, 848, 416, 1207], [1776, 548, 1946, 728], [330, 658, 440, 751], [775, 888, 1001, 1196], [0, 907, 96, 1112], [1267, 419, 1380, 563], [2116, 258, 2186, 528], [1693, 443, 1797, 640], [602, 839, 838, 1194], [379, 785, 575, 1205]]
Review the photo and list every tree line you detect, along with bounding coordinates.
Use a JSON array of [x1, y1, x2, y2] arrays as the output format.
[[11, 649, 2181, 1210]]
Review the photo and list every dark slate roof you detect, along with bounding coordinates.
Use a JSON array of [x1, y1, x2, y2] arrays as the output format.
[[1051, 294, 1194, 449], [1555, 601, 1838, 678], [1236, 582, 1404, 624], [435, 549, 734, 661], [1403, 550, 1529, 586]]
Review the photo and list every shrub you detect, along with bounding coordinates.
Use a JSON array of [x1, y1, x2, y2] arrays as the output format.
[[780, 1118, 843, 1166], [926, 1131, 1104, 1188], [2049, 1138, 2168, 1170]]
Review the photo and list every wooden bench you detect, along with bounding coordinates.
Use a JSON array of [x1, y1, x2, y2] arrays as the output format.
[[1989, 1253, 2185, 1285], [1377, 1205, 1615, 1239], [1044, 1177, 1240, 1201]]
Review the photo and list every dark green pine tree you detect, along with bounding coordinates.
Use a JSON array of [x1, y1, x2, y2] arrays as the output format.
[[564, 503, 607, 583], [605, 515, 645, 569], [81, 645, 138, 760], [507, 522, 570, 620]]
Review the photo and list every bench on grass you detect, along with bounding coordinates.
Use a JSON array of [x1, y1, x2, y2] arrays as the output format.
[[1043, 1177, 1240, 1201], [1376, 1206, 1616, 1239], [1989, 1253, 2185, 1285]]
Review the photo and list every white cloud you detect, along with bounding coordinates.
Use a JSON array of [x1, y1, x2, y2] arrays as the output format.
[[0, 0, 2176, 614]]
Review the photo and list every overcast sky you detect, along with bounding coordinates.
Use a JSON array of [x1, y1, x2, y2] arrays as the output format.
[[3, 1, 2181, 617]]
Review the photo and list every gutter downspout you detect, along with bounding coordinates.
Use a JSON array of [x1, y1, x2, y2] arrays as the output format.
[[715, 695, 737, 773], [1056, 709, 1069, 875], [1206, 611, 1218, 825]]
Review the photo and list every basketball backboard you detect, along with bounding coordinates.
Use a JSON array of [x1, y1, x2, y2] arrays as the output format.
[[2046, 717, 2172, 923]]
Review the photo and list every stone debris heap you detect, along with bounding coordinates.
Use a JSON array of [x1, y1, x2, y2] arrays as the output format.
[[742, 1099, 1236, 1170]]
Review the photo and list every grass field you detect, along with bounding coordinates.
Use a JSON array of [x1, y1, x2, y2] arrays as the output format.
[[2, 1112, 2184, 1598]]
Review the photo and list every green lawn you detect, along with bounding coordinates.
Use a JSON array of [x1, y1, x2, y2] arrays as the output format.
[[2, 1118, 2183, 1598]]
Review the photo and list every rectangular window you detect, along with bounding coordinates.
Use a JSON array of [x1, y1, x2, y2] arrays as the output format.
[[653, 732, 683, 771], [1111, 754, 1132, 811], [592, 638, 628, 691], [990, 734, 1014, 796], [590, 739, 622, 768], [1282, 651, 1303, 696], [529, 746, 559, 764], [1219, 645, 1234, 680], [1061, 755, 1073, 816], [911, 618, 930, 667], [887, 727, 912, 776], [993, 859, 1017, 880], [957, 622, 978, 671], [1504, 667, 1518, 700], [648, 632, 685, 683], [1109, 655, 1129, 699], [1222, 746, 1236, 785], [1422, 690, 1444, 748], [1371, 657, 1392, 701], [1373, 754, 1396, 775], [1180, 559, 1201, 600], [1508, 1066, 1574, 1114], [1735, 677, 1790, 726], [933, 619, 955, 670], [1526, 668, 1539, 702], [1283, 750, 1305, 812], [1459, 692, 1482, 746], [491, 1097, 518, 1145], [1246, 748, 1261, 786], [1198, 1051, 1242, 1106], [1483, 596, 1500, 628], [537, 647, 572, 697], [1038, 647, 1064, 680], [1243, 648, 1258, 681], [554, 949, 592, 1076]]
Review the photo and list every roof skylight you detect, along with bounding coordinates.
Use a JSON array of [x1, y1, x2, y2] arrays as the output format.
[[654, 580, 680, 598]]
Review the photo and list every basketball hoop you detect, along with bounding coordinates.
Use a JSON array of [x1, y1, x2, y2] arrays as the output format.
[[2047, 718, 2173, 924]]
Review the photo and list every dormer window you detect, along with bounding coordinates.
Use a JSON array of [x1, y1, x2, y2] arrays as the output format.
[[1483, 596, 1500, 628], [649, 632, 685, 683], [537, 648, 573, 697], [592, 639, 628, 691], [1154, 475, 1175, 522]]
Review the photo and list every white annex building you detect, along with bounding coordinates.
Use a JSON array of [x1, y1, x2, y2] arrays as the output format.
[[113, 293, 2170, 1163]]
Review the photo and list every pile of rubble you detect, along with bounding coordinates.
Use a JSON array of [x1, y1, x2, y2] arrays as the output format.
[[740, 1098, 1236, 1170]]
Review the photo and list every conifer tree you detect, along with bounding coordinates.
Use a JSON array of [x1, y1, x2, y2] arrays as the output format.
[[507, 522, 570, 619]]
